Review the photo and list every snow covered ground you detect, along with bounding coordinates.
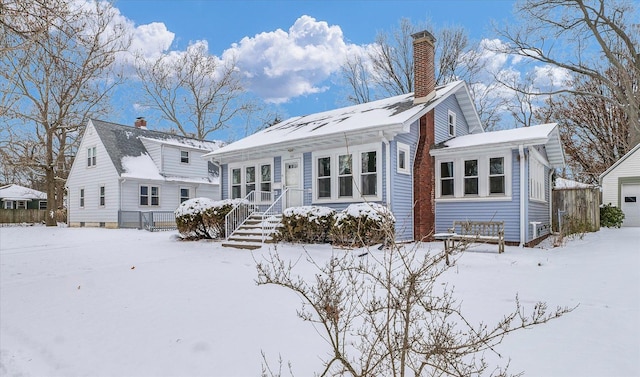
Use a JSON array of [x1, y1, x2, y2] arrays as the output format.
[[0, 225, 638, 376]]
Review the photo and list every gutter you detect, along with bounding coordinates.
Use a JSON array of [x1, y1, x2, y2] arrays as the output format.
[[519, 145, 526, 247]]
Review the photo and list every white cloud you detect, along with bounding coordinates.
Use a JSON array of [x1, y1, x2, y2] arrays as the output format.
[[130, 22, 175, 59], [532, 65, 571, 89], [222, 15, 354, 103]]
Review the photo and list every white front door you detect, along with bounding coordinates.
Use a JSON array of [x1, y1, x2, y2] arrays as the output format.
[[621, 183, 640, 227], [284, 159, 302, 208]]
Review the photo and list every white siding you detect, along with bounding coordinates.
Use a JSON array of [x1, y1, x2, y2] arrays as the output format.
[[66, 121, 121, 226], [122, 180, 219, 212], [161, 145, 211, 179], [602, 147, 640, 206]]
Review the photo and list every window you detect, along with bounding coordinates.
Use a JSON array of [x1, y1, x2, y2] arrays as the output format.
[[231, 168, 241, 199], [317, 156, 331, 199], [99, 186, 105, 206], [625, 196, 637, 203], [140, 185, 159, 206], [39, 201, 47, 210], [397, 142, 410, 174], [260, 164, 271, 194], [4, 201, 13, 209], [80, 188, 85, 208], [87, 147, 96, 167], [180, 188, 190, 203], [529, 156, 545, 201], [16, 200, 27, 209], [448, 110, 456, 137], [361, 151, 377, 196], [464, 159, 478, 195], [440, 162, 454, 196], [245, 166, 256, 195], [338, 154, 353, 198], [180, 150, 189, 164], [489, 157, 505, 194]]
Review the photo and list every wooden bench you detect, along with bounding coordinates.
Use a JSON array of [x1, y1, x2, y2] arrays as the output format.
[[435, 220, 505, 265]]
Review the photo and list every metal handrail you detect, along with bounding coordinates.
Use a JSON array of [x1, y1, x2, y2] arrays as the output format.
[[260, 189, 287, 242], [224, 190, 274, 240]]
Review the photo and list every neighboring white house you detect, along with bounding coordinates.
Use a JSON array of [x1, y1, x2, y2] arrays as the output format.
[[66, 118, 223, 228], [0, 184, 47, 210], [599, 143, 640, 227]]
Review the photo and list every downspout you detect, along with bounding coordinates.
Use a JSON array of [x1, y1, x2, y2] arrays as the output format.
[[548, 168, 554, 233], [119, 178, 126, 226], [519, 145, 526, 247], [380, 131, 391, 209]]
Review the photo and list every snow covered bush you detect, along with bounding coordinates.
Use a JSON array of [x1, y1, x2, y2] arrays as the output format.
[[331, 202, 395, 247], [277, 206, 336, 243], [175, 198, 249, 240], [600, 203, 625, 228]]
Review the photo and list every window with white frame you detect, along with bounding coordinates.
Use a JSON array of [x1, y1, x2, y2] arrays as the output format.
[[228, 161, 273, 201], [16, 200, 26, 209], [440, 161, 454, 196], [231, 168, 242, 199], [180, 188, 190, 203], [140, 185, 159, 206], [529, 155, 546, 201], [464, 159, 478, 195], [397, 142, 410, 174], [317, 156, 331, 199], [39, 201, 47, 210], [489, 157, 505, 194], [87, 146, 96, 167], [313, 145, 381, 202], [448, 110, 456, 137], [338, 154, 353, 198], [180, 150, 189, 164], [361, 151, 377, 196], [4, 201, 13, 209], [99, 185, 105, 206], [80, 188, 85, 208]]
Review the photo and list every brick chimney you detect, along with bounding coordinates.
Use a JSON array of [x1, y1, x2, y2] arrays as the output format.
[[412, 30, 437, 104], [412, 30, 437, 241], [134, 117, 147, 129]]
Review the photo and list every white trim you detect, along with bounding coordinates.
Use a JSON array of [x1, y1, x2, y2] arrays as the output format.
[[448, 110, 456, 137], [228, 158, 273, 201], [180, 150, 190, 164], [311, 143, 382, 203], [435, 151, 512, 200], [397, 142, 410, 175]]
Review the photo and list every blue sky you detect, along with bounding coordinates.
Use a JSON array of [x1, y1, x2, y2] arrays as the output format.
[[111, 0, 521, 140]]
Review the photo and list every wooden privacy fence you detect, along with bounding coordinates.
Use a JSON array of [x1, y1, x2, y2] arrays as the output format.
[[0, 209, 66, 224], [552, 187, 600, 233]]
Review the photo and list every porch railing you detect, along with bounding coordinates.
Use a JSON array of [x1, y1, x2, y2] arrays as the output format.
[[224, 190, 272, 240], [260, 189, 286, 242]]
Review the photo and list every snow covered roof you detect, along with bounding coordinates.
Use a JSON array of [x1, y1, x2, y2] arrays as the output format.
[[554, 177, 596, 190], [599, 142, 640, 182], [0, 184, 46, 201], [431, 123, 565, 167], [90, 119, 223, 181], [205, 80, 481, 162]]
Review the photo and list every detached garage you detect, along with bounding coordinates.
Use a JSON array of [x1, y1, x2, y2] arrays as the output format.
[[600, 143, 640, 227]]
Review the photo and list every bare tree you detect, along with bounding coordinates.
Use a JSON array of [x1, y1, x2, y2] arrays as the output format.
[[535, 69, 632, 183], [0, 0, 130, 225], [135, 42, 254, 140], [494, 0, 640, 145], [257, 223, 573, 376]]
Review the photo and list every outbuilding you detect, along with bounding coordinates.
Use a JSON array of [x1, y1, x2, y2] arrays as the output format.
[[599, 143, 640, 227]]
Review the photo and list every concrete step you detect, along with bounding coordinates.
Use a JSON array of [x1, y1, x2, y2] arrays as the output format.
[[221, 240, 263, 250]]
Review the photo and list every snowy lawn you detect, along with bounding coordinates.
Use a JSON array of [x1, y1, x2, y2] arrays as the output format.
[[0, 225, 638, 376]]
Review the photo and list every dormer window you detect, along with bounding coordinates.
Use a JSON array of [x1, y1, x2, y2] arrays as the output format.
[[180, 150, 189, 164], [448, 110, 456, 137]]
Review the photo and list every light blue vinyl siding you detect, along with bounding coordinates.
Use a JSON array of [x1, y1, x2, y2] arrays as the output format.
[[434, 96, 470, 144], [527, 165, 551, 240], [435, 149, 522, 243], [391, 121, 419, 241], [303, 152, 312, 205], [221, 164, 228, 200], [274, 156, 282, 183]]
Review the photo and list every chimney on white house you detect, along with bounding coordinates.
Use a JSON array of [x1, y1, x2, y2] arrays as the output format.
[[412, 30, 437, 105], [134, 117, 147, 130]]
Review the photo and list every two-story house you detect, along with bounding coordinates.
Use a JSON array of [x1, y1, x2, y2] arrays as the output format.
[[66, 118, 222, 228]]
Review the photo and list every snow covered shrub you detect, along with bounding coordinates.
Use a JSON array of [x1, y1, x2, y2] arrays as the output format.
[[331, 202, 395, 247], [175, 198, 249, 240], [277, 206, 335, 243], [600, 204, 625, 228]]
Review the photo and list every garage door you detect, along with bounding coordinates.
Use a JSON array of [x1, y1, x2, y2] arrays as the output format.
[[621, 184, 640, 227]]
